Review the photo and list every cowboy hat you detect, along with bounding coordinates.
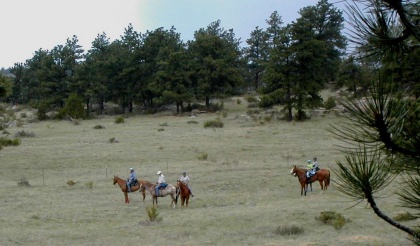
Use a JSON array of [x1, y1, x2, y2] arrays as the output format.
[[157, 171, 162, 175]]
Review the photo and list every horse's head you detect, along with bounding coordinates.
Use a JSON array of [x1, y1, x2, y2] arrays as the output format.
[[113, 175, 118, 185], [290, 165, 298, 176]]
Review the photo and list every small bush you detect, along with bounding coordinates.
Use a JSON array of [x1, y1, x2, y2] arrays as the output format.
[[393, 212, 417, 221], [17, 177, 30, 187], [14, 130, 35, 138], [324, 96, 337, 110], [246, 96, 259, 103], [109, 137, 116, 143], [0, 137, 21, 146], [197, 152, 208, 160], [207, 102, 224, 112], [93, 124, 105, 129], [274, 225, 304, 236], [204, 118, 223, 128], [20, 112, 27, 118], [236, 98, 242, 104], [315, 211, 349, 230], [157, 128, 165, 132], [159, 122, 168, 127], [187, 120, 198, 124], [114, 116, 125, 124], [146, 206, 162, 222], [86, 181, 94, 189]]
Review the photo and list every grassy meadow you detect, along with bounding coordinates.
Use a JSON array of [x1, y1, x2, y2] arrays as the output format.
[[0, 97, 417, 246]]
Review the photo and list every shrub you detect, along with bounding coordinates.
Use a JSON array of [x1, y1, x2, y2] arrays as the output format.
[[197, 152, 208, 160], [114, 116, 125, 124], [187, 120, 198, 124], [236, 98, 242, 104], [315, 211, 349, 230], [86, 181, 94, 189], [109, 137, 116, 143], [324, 96, 337, 110], [246, 96, 259, 103], [20, 112, 27, 118], [274, 225, 304, 236], [14, 130, 35, 138], [207, 102, 224, 112], [146, 206, 162, 222], [93, 124, 105, 129], [393, 212, 417, 221], [0, 137, 21, 146], [204, 118, 223, 128], [17, 177, 30, 187]]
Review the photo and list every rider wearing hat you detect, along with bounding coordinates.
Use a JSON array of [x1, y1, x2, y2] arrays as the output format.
[[179, 171, 194, 197], [155, 171, 166, 196], [126, 167, 137, 192]]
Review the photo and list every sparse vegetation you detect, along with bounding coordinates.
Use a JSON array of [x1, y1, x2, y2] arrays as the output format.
[[324, 96, 337, 110], [197, 152, 208, 160], [204, 118, 223, 128], [114, 116, 124, 124], [393, 212, 417, 222], [145, 206, 162, 222], [315, 210, 349, 230], [17, 177, 30, 187], [274, 225, 304, 236], [86, 181, 94, 189], [187, 120, 198, 124], [246, 96, 259, 103], [14, 130, 35, 138], [93, 124, 105, 129]]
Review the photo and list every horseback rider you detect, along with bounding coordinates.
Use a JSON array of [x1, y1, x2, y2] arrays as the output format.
[[179, 171, 195, 197], [126, 167, 137, 192], [155, 171, 166, 196], [306, 160, 315, 183], [313, 157, 320, 171]]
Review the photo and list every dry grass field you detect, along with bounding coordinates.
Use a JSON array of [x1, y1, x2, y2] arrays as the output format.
[[0, 97, 417, 246]]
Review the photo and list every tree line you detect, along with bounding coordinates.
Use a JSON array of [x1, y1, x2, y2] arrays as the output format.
[[0, 0, 417, 121], [0, 0, 348, 120]]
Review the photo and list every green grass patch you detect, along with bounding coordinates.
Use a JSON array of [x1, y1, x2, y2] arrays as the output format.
[[315, 210, 350, 230]]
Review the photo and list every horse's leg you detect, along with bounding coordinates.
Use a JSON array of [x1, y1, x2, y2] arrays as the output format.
[[186, 196, 189, 208], [124, 192, 129, 204], [141, 190, 146, 202]]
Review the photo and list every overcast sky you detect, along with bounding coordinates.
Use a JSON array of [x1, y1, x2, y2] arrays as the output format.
[[0, 0, 348, 68]]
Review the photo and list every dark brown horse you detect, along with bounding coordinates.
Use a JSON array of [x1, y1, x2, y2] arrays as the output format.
[[176, 180, 192, 208], [139, 180, 177, 208], [290, 165, 331, 196], [113, 175, 146, 204]]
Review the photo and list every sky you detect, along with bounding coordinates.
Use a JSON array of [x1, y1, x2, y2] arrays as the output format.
[[0, 0, 348, 69]]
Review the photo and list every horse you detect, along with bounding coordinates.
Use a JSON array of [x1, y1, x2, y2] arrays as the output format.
[[290, 165, 331, 196], [113, 175, 146, 204], [176, 180, 192, 208], [139, 180, 177, 208]]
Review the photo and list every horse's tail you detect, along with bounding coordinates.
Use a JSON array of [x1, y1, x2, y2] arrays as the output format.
[[325, 170, 331, 187]]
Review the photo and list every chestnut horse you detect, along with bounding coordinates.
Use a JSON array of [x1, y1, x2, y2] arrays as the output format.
[[290, 165, 331, 196], [113, 175, 146, 204], [139, 180, 177, 208], [176, 180, 192, 208]]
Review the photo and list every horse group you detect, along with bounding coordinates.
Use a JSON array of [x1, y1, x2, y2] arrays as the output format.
[[113, 176, 192, 208], [114, 165, 328, 206], [290, 165, 331, 196]]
